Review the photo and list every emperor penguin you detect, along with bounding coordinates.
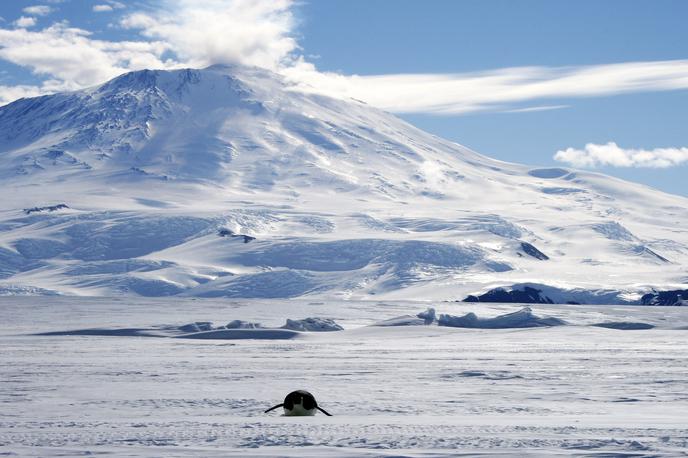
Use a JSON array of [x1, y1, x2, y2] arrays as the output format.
[[264, 390, 332, 416]]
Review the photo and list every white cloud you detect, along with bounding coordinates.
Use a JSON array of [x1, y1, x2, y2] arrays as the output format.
[[554, 142, 688, 168], [501, 104, 569, 114], [120, 0, 297, 70], [0, 84, 44, 105], [22, 5, 54, 16], [282, 60, 688, 115], [1, 0, 297, 106], [2, 0, 688, 116], [0, 0, 292, 106], [93, 1, 125, 12], [0, 21, 174, 92], [14, 16, 37, 28]]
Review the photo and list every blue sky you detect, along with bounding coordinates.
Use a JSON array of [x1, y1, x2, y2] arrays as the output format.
[[1, 0, 687, 195]]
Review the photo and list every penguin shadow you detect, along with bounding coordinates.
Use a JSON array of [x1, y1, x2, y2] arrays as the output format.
[[264, 390, 332, 417]]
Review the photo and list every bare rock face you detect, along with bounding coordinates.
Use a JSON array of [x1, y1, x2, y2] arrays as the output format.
[[641, 290, 688, 306]]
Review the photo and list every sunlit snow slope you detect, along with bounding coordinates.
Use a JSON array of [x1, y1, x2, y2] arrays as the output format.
[[1, 65, 686, 300]]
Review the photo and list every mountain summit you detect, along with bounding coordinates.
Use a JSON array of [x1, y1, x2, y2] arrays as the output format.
[[1, 65, 687, 301], [0, 64, 514, 199]]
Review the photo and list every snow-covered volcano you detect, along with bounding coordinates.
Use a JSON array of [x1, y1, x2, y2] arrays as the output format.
[[1, 64, 687, 301]]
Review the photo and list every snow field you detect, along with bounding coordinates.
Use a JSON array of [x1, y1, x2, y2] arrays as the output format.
[[1, 65, 687, 300], [1, 298, 687, 456]]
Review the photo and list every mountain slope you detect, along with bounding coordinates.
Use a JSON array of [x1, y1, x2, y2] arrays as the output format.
[[1, 65, 687, 301]]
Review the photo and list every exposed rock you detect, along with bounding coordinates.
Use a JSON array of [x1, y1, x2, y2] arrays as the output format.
[[464, 286, 553, 304], [217, 228, 255, 243], [462, 283, 638, 305], [23, 204, 69, 214], [640, 289, 688, 306], [634, 246, 669, 263], [520, 242, 549, 260]]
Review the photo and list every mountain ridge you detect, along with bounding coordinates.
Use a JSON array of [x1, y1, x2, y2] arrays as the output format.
[[1, 65, 687, 301]]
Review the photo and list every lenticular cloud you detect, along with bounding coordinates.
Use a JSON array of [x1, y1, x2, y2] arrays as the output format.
[[554, 142, 688, 168]]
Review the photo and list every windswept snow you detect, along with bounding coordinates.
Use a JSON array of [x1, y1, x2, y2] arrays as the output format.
[[1, 297, 688, 456], [34, 304, 685, 339], [282, 317, 344, 332], [437, 307, 567, 328], [372, 306, 567, 329]]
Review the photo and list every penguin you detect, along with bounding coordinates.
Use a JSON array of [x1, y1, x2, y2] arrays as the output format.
[[264, 390, 332, 416]]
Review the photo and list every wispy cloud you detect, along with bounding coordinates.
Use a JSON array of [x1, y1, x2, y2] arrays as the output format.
[[13, 16, 37, 28], [283, 60, 688, 114], [554, 142, 688, 168], [2, 0, 688, 114], [93, 1, 125, 12], [0, 84, 44, 103], [22, 5, 54, 16], [0, 0, 296, 105], [501, 104, 569, 114], [93, 5, 114, 12], [0, 21, 172, 104]]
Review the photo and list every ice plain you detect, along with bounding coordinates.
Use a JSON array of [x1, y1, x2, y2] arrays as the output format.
[[1, 297, 687, 457]]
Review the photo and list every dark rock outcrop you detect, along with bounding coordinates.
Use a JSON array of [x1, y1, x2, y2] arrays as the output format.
[[640, 290, 688, 306], [24, 204, 69, 214], [520, 242, 549, 260], [464, 286, 553, 304], [218, 228, 255, 243]]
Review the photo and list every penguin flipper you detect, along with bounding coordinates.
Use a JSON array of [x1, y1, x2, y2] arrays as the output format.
[[264, 403, 284, 413], [317, 406, 333, 416]]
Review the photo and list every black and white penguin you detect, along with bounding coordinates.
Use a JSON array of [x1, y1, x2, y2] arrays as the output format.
[[264, 390, 332, 416]]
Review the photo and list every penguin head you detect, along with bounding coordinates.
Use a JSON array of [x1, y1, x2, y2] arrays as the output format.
[[283, 390, 317, 416], [264, 390, 332, 416]]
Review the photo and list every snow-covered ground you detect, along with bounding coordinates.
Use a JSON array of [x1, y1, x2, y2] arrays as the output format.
[[2, 297, 687, 456]]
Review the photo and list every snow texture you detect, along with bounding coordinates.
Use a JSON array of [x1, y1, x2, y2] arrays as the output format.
[[1, 297, 687, 456], [281, 317, 344, 332], [437, 306, 566, 328], [0, 64, 687, 301]]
